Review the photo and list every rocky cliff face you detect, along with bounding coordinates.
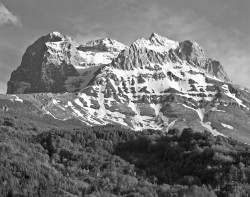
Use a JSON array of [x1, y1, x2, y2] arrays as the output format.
[[5, 32, 250, 144], [176, 40, 230, 82], [7, 32, 126, 94]]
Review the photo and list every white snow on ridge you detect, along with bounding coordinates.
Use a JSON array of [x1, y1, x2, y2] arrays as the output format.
[[77, 37, 127, 67], [46, 41, 63, 51], [85, 38, 127, 51], [133, 37, 179, 53], [50, 31, 63, 37]]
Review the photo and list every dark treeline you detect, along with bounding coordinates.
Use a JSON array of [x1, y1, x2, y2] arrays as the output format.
[[1, 113, 250, 196]]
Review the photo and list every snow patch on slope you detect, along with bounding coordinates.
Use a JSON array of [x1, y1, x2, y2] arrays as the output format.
[[222, 84, 249, 110], [65, 65, 103, 92], [221, 123, 233, 130], [78, 51, 114, 65], [182, 104, 223, 136], [203, 122, 224, 136]]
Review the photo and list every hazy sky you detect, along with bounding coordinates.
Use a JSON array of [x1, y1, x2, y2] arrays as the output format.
[[0, 0, 250, 93]]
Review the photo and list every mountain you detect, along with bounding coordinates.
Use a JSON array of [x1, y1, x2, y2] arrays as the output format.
[[7, 32, 127, 94], [4, 32, 250, 144]]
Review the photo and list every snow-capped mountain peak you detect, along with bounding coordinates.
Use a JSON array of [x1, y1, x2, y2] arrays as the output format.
[[49, 31, 64, 38], [149, 32, 179, 48], [7, 32, 128, 94], [131, 34, 179, 53], [46, 31, 75, 43], [84, 37, 127, 52], [7, 32, 250, 144]]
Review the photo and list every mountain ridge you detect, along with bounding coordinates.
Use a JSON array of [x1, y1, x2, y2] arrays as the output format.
[[4, 32, 250, 144]]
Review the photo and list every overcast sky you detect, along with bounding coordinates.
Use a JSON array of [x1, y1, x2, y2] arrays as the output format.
[[0, 0, 250, 93]]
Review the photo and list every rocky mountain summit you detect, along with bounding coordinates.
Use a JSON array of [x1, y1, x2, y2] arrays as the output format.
[[7, 32, 126, 94], [4, 32, 250, 144]]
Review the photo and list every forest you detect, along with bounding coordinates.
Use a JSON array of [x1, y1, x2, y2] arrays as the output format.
[[1, 112, 250, 197]]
